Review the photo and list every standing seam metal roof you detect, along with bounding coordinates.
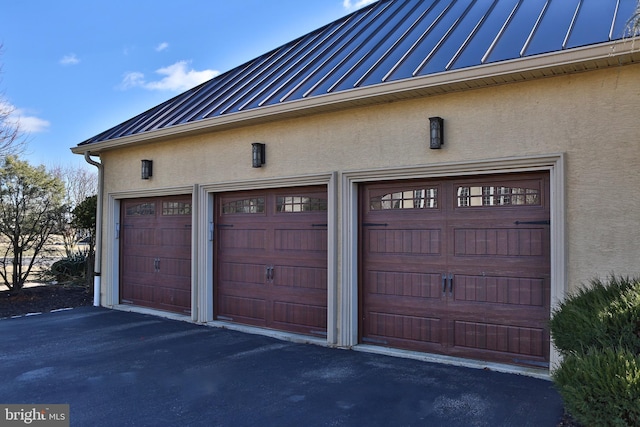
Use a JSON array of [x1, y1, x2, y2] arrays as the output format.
[[79, 0, 636, 146]]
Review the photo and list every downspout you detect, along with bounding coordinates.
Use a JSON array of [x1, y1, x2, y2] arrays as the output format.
[[83, 152, 103, 307]]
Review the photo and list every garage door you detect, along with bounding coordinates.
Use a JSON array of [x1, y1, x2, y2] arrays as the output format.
[[360, 173, 550, 368], [215, 186, 327, 336], [120, 196, 192, 314]]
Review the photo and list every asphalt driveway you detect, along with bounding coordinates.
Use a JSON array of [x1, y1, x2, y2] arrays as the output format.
[[0, 307, 564, 426]]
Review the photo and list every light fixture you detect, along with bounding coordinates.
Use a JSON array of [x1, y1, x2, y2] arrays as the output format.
[[141, 159, 153, 179], [252, 143, 266, 168], [429, 116, 444, 149]]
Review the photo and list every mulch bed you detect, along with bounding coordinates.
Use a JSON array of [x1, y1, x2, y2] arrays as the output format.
[[0, 284, 93, 318]]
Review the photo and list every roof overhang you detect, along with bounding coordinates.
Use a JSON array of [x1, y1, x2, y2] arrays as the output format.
[[72, 39, 640, 156]]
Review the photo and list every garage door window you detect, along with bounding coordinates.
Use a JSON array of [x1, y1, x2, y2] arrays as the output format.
[[276, 196, 327, 212], [457, 185, 540, 207], [126, 202, 155, 216], [370, 188, 438, 210], [222, 197, 265, 214], [163, 201, 192, 215]]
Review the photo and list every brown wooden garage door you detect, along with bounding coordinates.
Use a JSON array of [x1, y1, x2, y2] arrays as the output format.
[[360, 172, 550, 368], [215, 186, 327, 336], [120, 195, 192, 314]]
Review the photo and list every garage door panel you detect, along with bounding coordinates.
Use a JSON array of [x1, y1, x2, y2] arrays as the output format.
[[452, 275, 546, 307], [158, 258, 192, 283], [364, 291, 446, 316], [121, 283, 153, 305], [275, 265, 327, 290], [360, 173, 550, 368], [219, 294, 266, 322], [366, 228, 442, 255], [452, 321, 548, 358], [273, 301, 327, 330], [274, 228, 327, 252], [122, 255, 156, 275], [220, 262, 268, 285], [219, 228, 267, 251], [120, 196, 192, 314], [365, 311, 443, 345], [123, 227, 156, 247], [122, 282, 192, 314], [216, 186, 328, 335], [366, 271, 443, 299], [453, 227, 546, 257], [159, 227, 191, 249], [154, 287, 191, 313]]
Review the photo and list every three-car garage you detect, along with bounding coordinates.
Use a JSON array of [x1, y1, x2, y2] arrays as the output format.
[[117, 171, 551, 368]]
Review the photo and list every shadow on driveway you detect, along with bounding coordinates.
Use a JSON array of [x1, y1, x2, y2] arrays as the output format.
[[0, 307, 563, 426]]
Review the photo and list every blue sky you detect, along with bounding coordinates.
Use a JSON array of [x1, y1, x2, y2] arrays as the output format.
[[0, 0, 376, 169]]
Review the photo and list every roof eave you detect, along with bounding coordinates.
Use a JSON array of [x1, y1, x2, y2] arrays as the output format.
[[71, 39, 639, 156]]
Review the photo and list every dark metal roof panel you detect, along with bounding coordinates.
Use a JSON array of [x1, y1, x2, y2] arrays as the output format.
[[524, 0, 579, 55], [565, 0, 618, 48], [451, 0, 519, 69], [78, 0, 631, 146], [612, 0, 639, 39]]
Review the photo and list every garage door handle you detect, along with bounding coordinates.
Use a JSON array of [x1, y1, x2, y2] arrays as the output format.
[[448, 273, 454, 295], [442, 274, 447, 294]]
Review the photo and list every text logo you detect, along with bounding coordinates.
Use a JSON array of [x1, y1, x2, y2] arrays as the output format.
[[1, 405, 69, 427]]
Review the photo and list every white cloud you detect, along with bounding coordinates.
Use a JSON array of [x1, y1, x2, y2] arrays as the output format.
[[120, 71, 145, 90], [120, 61, 219, 92], [343, 0, 377, 10], [17, 115, 50, 133], [1, 101, 50, 133], [155, 42, 169, 52], [59, 53, 80, 65]]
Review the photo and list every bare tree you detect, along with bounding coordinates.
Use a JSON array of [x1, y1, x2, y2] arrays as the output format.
[[49, 164, 98, 257], [0, 44, 26, 158], [49, 164, 98, 209]]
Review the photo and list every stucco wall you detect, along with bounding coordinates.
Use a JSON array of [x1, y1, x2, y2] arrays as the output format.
[[99, 62, 640, 293]]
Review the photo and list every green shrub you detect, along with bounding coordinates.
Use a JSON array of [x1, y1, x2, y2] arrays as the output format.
[[50, 253, 87, 283], [550, 276, 640, 356], [553, 347, 640, 427]]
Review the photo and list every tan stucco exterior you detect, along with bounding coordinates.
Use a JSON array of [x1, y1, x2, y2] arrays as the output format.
[[102, 62, 638, 279], [81, 50, 639, 376]]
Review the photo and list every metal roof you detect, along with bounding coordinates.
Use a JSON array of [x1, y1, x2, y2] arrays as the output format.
[[78, 0, 636, 146]]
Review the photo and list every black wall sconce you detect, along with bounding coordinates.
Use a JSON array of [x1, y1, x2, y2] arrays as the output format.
[[141, 159, 153, 179], [429, 116, 444, 149], [252, 143, 266, 168]]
